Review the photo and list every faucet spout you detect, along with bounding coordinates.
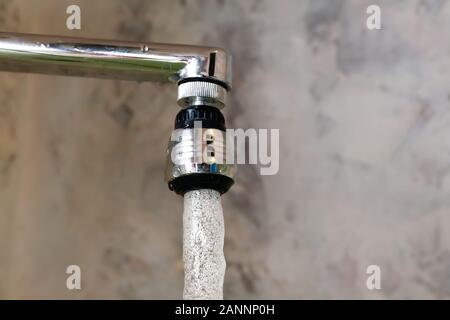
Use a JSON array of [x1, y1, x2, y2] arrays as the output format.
[[0, 32, 232, 89]]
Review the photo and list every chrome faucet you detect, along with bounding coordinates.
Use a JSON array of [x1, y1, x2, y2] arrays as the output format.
[[0, 32, 236, 194]]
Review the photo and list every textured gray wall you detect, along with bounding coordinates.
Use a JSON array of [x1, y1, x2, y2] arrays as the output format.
[[1, 0, 450, 299]]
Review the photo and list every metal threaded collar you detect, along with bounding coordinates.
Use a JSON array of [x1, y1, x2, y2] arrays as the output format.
[[177, 81, 227, 109]]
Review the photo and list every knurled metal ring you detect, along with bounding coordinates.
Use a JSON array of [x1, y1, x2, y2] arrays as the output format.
[[177, 81, 227, 109]]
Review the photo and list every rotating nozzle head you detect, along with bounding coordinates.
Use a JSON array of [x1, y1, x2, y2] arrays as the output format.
[[165, 79, 236, 196]]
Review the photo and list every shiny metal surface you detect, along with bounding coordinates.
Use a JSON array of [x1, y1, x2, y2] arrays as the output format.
[[0, 32, 232, 87], [177, 81, 227, 109], [165, 128, 237, 182]]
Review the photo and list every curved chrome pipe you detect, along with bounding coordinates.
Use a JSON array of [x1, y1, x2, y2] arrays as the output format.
[[0, 32, 232, 88]]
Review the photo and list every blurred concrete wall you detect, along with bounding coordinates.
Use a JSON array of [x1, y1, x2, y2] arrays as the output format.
[[1, 0, 450, 299]]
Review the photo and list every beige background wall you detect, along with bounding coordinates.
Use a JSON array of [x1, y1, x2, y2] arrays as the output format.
[[1, 0, 450, 299]]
